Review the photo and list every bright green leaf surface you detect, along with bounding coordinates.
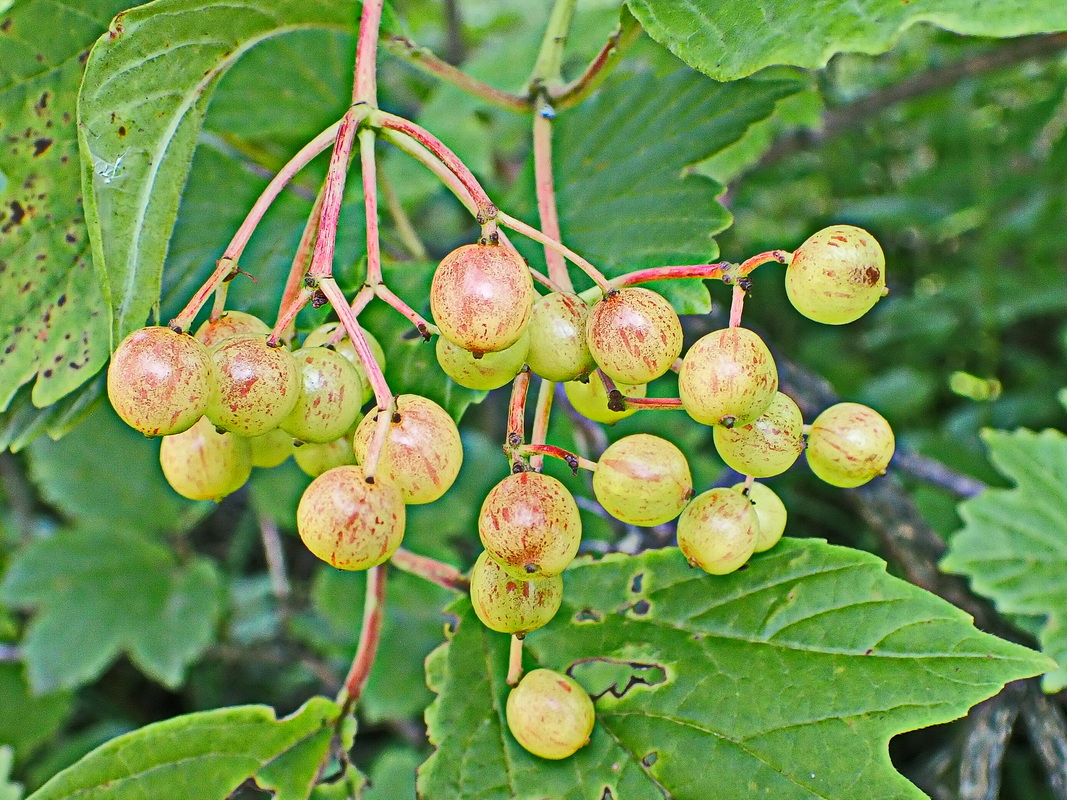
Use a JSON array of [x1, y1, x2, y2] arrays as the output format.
[[0, 0, 128, 411], [0, 663, 71, 762], [626, 0, 1067, 81], [25, 402, 201, 536], [512, 69, 800, 312], [942, 428, 1067, 691], [77, 0, 359, 342], [25, 697, 348, 800], [419, 540, 1049, 800], [0, 530, 222, 692]]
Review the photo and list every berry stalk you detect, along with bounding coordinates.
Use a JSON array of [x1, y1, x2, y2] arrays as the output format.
[[532, 109, 570, 292], [307, 108, 365, 280], [737, 249, 792, 276], [506, 634, 525, 686], [390, 547, 470, 592], [619, 396, 684, 410], [360, 127, 383, 286], [729, 283, 746, 327], [276, 183, 327, 343], [497, 211, 612, 293], [318, 278, 391, 411], [338, 563, 387, 715], [326, 286, 374, 347], [374, 284, 439, 338], [352, 0, 384, 105], [529, 378, 554, 471], [507, 368, 532, 467], [517, 443, 596, 473]]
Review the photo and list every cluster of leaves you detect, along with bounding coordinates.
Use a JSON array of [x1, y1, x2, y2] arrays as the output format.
[[0, 0, 1066, 798]]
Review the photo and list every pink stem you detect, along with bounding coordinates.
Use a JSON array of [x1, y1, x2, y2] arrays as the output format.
[[622, 396, 684, 409], [611, 262, 731, 288], [338, 563, 386, 714], [506, 635, 524, 686], [497, 211, 612, 293], [308, 109, 362, 280], [373, 110, 495, 221], [375, 284, 439, 338], [729, 283, 745, 327], [390, 547, 470, 592], [737, 249, 792, 276], [507, 369, 532, 457], [533, 112, 570, 291], [319, 279, 391, 410], [352, 0, 383, 104], [326, 287, 374, 347], [269, 287, 313, 346], [518, 443, 596, 472], [277, 185, 327, 342], [528, 378, 554, 471], [360, 128, 383, 286]]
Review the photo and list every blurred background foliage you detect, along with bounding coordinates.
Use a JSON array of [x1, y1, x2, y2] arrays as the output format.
[[1, 0, 1066, 797]]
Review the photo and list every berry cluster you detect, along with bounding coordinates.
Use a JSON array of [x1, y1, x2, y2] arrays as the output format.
[[107, 202, 893, 760]]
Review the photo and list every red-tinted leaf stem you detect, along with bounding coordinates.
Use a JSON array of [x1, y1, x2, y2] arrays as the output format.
[[497, 211, 612, 294], [338, 563, 386, 715], [532, 110, 570, 291], [506, 635, 524, 686], [307, 109, 363, 280], [352, 0, 383, 105], [359, 128, 383, 286], [507, 368, 532, 467], [551, 12, 642, 110], [528, 378, 554, 471], [611, 262, 731, 288], [390, 547, 470, 592], [518, 443, 597, 472], [621, 396, 684, 410], [169, 121, 340, 330], [374, 284, 439, 337]]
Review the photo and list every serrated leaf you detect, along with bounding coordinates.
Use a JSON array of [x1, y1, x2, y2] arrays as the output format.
[[941, 428, 1067, 691], [0, 530, 223, 692], [0, 663, 72, 762], [419, 540, 1049, 800], [25, 401, 202, 536], [511, 69, 800, 311], [0, 0, 127, 411], [626, 0, 1067, 81], [25, 696, 353, 800], [77, 0, 363, 343]]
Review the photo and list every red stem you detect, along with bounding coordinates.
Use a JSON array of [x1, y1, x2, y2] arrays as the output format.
[[622, 396, 684, 409], [737, 249, 792, 276], [269, 287, 313, 346], [529, 378, 554, 471], [506, 635, 524, 686], [729, 283, 745, 327], [326, 287, 375, 347], [277, 184, 327, 342], [360, 128, 383, 286], [338, 564, 386, 714], [319, 278, 391, 410], [374, 284, 439, 338], [390, 547, 470, 592], [497, 211, 612, 293], [533, 111, 570, 291], [353, 0, 383, 104], [612, 262, 731, 288], [518, 443, 596, 472], [507, 369, 532, 460], [308, 109, 363, 280]]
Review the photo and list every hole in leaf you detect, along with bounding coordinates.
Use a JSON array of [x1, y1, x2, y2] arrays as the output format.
[[569, 657, 667, 700]]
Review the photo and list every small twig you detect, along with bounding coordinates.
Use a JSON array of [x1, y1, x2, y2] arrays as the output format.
[[529, 378, 554, 471], [892, 449, 987, 499], [338, 564, 387, 715], [257, 512, 291, 612], [507, 369, 533, 468], [532, 109, 570, 291], [276, 181, 326, 343], [551, 11, 642, 110], [391, 547, 469, 592]]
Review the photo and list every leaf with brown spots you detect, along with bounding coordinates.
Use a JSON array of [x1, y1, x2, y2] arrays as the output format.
[[419, 542, 1050, 799], [0, 0, 130, 416]]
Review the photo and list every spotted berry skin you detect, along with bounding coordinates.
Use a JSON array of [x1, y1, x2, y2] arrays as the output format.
[[435, 331, 529, 390], [676, 488, 759, 575], [194, 310, 270, 348], [296, 465, 405, 570], [281, 347, 364, 443], [586, 288, 682, 384], [159, 416, 252, 501], [506, 669, 595, 760], [206, 334, 301, 437], [470, 551, 563, 635], [107, 326, 214, 437], [351, 394, 463, 504], [430, 243, 534, 354], [479, 472, 581, 579], [563, 371, 646, 424], [593, 434, 693, 526], [678, 327, 778, 428], [806, 402, 895, 487], [785, 225, 886, 325], [713, 391, 804, 478], [527, 292, 594, 383]]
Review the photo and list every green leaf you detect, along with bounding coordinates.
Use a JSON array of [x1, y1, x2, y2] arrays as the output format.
[[25, 697, 352, 800], [364, 746, 421, 800], [0, 530, 223, 692], [626, 0, 1067, 81], [25, 402, 202, 536], [419, 540, 1050, 800], [512, 69, 801, 311], [0, 377, 102, 454], [0, 746, 22, 800], [77, 0, 361, 342], [941, 428, 1067, 691], [0, 0, 128, 411], [0, 663, 72, 762]]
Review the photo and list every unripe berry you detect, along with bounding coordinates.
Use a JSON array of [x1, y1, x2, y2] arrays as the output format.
[[593, 434, 693, 526], [806, 402, 894, 487], [351, 394, 463, 504], [470, 551, 563, 635], [506, 669, 595, 760], [280, 347, 364, 443], [430, 243, 534, 354], [786, 225, 886, 324], [294, 437, 356, 478], [563, 371, 646, 424], [676, 487, 759, 575], [435, 331, 529, 391], [678, 327, 778, 428], [731, 481, 787, 553], [526, 292, 594, 383], [107, 326, 214, 437], [302, 322, 383, 405], [713, 391, 804, 478], [479, 472, 581, 578], [248, 428, 295, 468], [194, 310, 270, 348], [586, 288, 682, 384], [159, 416, 252, 501], [206, 334, 301, 437], [296, 465, 405, 570]]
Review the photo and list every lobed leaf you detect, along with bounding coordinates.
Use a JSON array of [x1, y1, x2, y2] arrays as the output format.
[[626, 0, 1067, 81], [419, 540, 1050, 800], [0, 530, 222, 692], [0, 0, 129, 413], [24, 697, 354, 800], [941, 427, 1067, 690]]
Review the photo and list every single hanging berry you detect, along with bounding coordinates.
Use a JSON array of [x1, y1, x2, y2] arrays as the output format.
[[280, 346, 364, 443], [713, 391, 804, 477], [159, 416, 252, 501], [506, 669, 595, 760], [678, 326, 778, 428], [586, 287, 682, 384], [194, 310, 270, 348], [470, 551, 563, 635], [526, 291, 595, 383], [785, 224, 887, 324], [206, 334, 300, 437], [593, 434, 693, 526], [676, 487, 760, 575], [435, 331, 529, 391], [805, 402, 895, 487]]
